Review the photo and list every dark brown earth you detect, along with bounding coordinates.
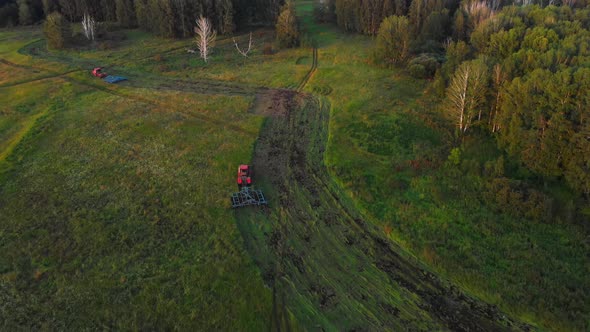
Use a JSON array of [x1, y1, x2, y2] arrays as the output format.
[[238, 90, 532, 331]]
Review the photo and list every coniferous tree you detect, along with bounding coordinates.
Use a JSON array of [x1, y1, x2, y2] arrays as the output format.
[[452, 9, 466, 40], [194, 15, 216, 62], [41, 0, 59, 16], [58, 0, 75, 20], [173, 0, 188, 37], [215, 0, 234, 35], [134, 0, 148, 30], [157, 0, 175, 38], [115, 0, 135, 27], [0, 3, 19, 27], [101, 0, 117, 21]]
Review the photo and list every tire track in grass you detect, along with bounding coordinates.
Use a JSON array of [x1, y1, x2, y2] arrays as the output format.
[[0, 58, 84, 88], [4, 42, 270, 137], [0, 106, 50, 164], [1, 57, 261, 137], [296, 47, 317, 92], [238, 93, 532, 331], [60, 75, 261, 138]]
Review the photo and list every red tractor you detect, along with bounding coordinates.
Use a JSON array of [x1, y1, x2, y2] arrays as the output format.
[[237, 164, 252, 189], [92, 67, 107, 78], [231, 164, 267, 208]]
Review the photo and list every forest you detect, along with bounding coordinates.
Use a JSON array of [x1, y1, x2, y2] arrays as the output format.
[[0, 0, 284, 35], [333, 0, 590, 212]]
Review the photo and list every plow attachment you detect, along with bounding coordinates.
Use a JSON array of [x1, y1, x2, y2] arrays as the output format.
[[231, 187, 268, 208]]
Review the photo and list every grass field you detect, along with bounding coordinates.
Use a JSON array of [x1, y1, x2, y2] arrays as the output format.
[[0, 29, 274, 330], [0, 0, 588, 330], [296, 2, 589, 330]]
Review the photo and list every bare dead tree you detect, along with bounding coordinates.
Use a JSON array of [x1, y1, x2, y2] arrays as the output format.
[[233, 32, 253, 57], [82, 13, 96, 41], [194, 16, 216, 63]]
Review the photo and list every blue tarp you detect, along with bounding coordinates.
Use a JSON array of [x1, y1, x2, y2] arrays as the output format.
[[103, 75, 127, 84]]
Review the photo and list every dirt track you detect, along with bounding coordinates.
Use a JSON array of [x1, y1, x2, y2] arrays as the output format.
[[238, 90, 531, 331]]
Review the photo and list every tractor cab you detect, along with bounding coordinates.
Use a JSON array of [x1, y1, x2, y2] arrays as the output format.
[[231, 164, 267, 208], [237, 164, 252, 188]]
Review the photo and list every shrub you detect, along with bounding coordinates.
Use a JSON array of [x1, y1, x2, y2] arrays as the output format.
[[447, 148, 461, 166], [70, 32, 90, 47], [408, 54, 439, 78], [484, 178, 553, 222], [43, 12, 71, 50], [409, 64, 426, 78], [276, 1, 300, 48], [101, 22, 122, 32], [263, 42, 274, 55], [484, 156, 505, 177], [374, 15, 411, 66], [461, 158, 481, 176], [97, 40, 114, 50]]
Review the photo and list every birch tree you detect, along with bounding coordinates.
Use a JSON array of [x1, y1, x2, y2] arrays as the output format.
[[446, 60, 488, 135], [194, 16, 216, 63], [82, 13, 96, 41]]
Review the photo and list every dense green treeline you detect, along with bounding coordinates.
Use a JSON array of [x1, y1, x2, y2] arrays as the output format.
[[320, 1, 590, 329], [334, 0, 406, 34], [442, 5, 590, 199], [334, 0, 590, 35], [0, 0, 285, 36], [332, 0, 590, 208]]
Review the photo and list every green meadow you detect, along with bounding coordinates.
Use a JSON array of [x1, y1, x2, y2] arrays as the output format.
[[0, 1, 588, 330]]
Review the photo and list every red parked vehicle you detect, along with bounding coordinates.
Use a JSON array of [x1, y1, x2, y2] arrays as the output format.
[[92, 67, 107, 78]]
